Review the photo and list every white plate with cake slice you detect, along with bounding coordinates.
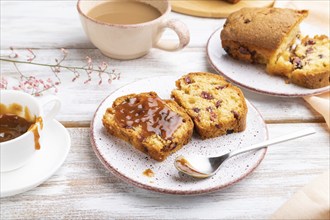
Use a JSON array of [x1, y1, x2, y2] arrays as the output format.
[[90, 75, 268, 195], [207, 23, 330, 97]]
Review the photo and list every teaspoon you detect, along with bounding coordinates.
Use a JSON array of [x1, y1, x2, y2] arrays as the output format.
[[174, 128, 316, 178]]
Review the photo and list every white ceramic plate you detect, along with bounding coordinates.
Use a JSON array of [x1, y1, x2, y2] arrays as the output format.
[[90, 76, 268, 195], [0, 120, 71, 197], [207, 23, 330, 97]]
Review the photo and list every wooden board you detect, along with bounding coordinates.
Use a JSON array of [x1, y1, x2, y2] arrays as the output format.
[[170, 0, 275, 18]]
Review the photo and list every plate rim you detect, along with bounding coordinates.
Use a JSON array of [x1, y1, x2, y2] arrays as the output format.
[[206, 28, 330, 97], [90, 76, 269, 195], [0, 120, 71, 198]]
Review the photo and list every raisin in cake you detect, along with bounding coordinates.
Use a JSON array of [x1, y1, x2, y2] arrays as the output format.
[[171, 72, 247, 139], [102, 92, 194, 162]]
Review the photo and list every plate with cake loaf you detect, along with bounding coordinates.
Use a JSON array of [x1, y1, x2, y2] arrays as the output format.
[[90, 73, 268, 195], [207, 7, 330, 97]]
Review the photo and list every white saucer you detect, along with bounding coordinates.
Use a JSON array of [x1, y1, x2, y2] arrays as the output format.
[[0, 120, 71, 198]]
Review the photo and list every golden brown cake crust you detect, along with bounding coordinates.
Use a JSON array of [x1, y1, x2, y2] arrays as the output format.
[[102, 92, 194, 162], [171, 72, 247, 139], [221, 40, 272, 64], [221, 8, 308, 51]]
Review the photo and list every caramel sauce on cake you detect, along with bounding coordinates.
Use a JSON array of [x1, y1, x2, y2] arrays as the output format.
[[114, 95, 183, 140], [102, 92, 194, 162]]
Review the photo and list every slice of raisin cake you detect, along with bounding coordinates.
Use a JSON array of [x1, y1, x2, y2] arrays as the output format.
[[171, 72, 247, 139], [102, 92, 194, 162]]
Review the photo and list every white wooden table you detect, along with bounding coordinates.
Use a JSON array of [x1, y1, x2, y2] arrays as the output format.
[[1, 1, 329, 219]]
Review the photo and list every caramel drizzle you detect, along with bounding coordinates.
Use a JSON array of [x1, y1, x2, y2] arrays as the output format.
[[28, 117, 43, 150], [143, 168, 154, 177], [114, 95, 183, 140]]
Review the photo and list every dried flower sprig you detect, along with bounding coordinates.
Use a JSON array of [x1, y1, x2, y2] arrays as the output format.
[[0, 47, 120, 96]]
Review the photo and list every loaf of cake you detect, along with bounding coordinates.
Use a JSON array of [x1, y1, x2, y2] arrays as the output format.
[[171, 72, 247, 139], [102, 92, 194, 162], [221, 7, 329, 89], [221, 8, 308, 65]]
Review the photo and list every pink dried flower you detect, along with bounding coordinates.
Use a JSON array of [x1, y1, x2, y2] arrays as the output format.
[[61, 48, 68, 55], [9, 47, 18, 58], [1, 48, 121, 96], [98, 62, 108, 71], [0, 77, 8, 89], [86, 56, 92, 65], [26, 49, 36, 62]]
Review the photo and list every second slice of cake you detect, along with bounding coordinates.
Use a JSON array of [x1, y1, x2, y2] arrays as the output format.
[[171, 72, 247, 139]]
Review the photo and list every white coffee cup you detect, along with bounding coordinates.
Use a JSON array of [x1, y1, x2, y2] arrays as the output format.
[[0, 90, 61, 172], [77, 0, 190, 60]]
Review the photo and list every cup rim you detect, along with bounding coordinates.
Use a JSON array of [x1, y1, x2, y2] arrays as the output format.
[[0, 90, 41, 146], [77, 0, 171, 28]]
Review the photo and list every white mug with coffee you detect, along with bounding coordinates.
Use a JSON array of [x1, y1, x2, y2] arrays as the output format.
[[0, 90, 61, 172], [77, 0, 190, 60]]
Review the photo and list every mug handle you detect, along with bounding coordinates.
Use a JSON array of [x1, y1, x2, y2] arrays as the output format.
[[153, 19, 190, 51], [37, 95, 61, 122]]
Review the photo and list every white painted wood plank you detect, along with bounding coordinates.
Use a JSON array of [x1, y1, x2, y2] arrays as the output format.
[[1, 1, 223, 49], [1, 48, 322, 124], [1, 1, 328, 220], [1, 123, 329, 219]]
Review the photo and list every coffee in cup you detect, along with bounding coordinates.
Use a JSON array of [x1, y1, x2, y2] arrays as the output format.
[[87, 1, 162, 25], [77, 0, 190, 60]]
